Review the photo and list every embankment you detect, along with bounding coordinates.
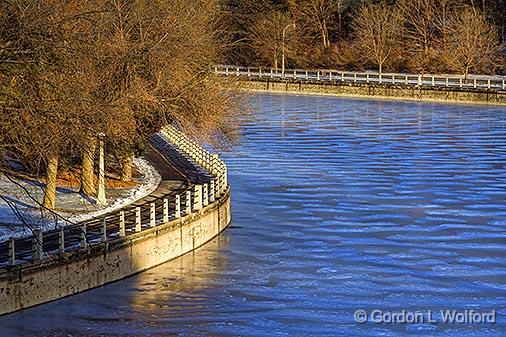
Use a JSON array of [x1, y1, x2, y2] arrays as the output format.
[[237, 78, 506, 105]]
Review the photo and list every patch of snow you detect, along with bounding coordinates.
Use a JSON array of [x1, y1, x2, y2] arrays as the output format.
[[0, 157, 161, 241], [0, 204, 50, 240], [68, 157, 161, 222]]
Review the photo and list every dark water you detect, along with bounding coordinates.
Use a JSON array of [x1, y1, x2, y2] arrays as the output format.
[[1, 94, 506, 336]]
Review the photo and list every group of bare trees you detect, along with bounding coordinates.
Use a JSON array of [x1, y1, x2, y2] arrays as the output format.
[[0, 0, 240, 211], [354, 0, 501, 78], [221, 0, 505, 76]]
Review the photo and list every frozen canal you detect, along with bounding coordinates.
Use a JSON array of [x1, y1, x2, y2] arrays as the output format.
[[1, 93, 505, 336]]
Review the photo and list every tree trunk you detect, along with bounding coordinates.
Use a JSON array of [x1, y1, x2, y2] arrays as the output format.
[[43, 153, 59, 210], [379, 62, 383, 78], [338, 12, 342, 37], [80, 139, 97, 196], [322, 21, 330, 48], [422, 43, 429, 76], [120, 153, 134, 182]]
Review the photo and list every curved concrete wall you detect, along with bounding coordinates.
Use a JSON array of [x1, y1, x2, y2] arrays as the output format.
[[0, 189, 231, 316]]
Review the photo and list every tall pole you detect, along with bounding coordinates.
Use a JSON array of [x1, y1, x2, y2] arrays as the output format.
[[97, 134, 107, 205], [282, 23, 295, 78]]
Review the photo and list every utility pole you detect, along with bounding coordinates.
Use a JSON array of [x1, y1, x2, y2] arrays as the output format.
[[97, 133, 107, 206], [282, 23, 296, 78]]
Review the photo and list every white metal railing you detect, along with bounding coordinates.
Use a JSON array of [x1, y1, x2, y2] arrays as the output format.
[[214, 65, 506, 91], [160, 125, 228, 197], [1, 126, 229, 267]]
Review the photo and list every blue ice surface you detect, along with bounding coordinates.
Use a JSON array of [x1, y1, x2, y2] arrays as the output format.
[[0, 93, 505, 337]]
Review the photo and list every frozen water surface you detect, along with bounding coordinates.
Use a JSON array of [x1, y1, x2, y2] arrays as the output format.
[[0, 94, 505, 336]]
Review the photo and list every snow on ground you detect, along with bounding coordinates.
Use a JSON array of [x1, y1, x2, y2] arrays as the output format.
[[0, 157, 161, 241], [69, 157, 161, 222]]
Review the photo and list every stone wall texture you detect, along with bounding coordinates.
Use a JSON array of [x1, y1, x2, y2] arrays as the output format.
[[239, 79, 506, 105]]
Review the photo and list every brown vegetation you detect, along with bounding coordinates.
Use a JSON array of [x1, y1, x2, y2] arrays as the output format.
[[0, 0, 242, 210], [221, 0, 505, 75], [353, 3, 403, 77], [442, 7, 499, 78]]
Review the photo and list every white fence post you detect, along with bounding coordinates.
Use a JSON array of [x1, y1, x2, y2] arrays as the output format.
[[101, 218, 107, 242], [32, 229, 43, 261], [194, 185, 203, 211], [175, 195, 181, 219], [210, 180, 216, 203], [163, 198, 169, 222], [80, 223, 87, 249], [119, 211, 126, 237], [215, 175, 222, 199], [223, 166, 228, 194], [150, 203, 156, 227], [59, 227, 65, 254], [135, 207, 142, 232], [203, 183, 209, 207], [186, 190, 192, 214], [8, 238, 15, 266]]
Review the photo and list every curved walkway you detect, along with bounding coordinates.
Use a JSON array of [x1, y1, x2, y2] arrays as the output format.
[[0, 131, 220, 268]]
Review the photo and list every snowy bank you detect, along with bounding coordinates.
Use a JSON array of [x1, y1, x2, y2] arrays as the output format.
[[0, 157, 161, 241]]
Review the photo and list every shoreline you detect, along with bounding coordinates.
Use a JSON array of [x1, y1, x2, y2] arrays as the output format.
[[0, 128, 231, 316], [0, 189, 231, 317]]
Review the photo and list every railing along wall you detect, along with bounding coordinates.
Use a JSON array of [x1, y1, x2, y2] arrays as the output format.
[[0, 126, 228, 269], [214, 65, 506, 91]]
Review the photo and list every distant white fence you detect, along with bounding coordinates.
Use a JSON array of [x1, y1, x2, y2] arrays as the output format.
[[215, 65, 506, 91]]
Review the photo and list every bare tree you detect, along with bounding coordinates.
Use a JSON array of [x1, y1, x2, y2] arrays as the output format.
[[296, 0, 347, 48], [0, 0, 102, 209], [353, 3, 404, 77], [42, 153, 59, 209], [0, 0, 243, 213], [434, 0, 466, 47], [397, 0, 437, 74], [250, 10, 295, 69], [442, 7, 499, 78], [80, 140, 97, 197]]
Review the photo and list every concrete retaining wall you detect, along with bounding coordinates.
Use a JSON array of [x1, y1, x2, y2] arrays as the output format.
[[0, 189, 231, 316], [239, 79, 506, 105]]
